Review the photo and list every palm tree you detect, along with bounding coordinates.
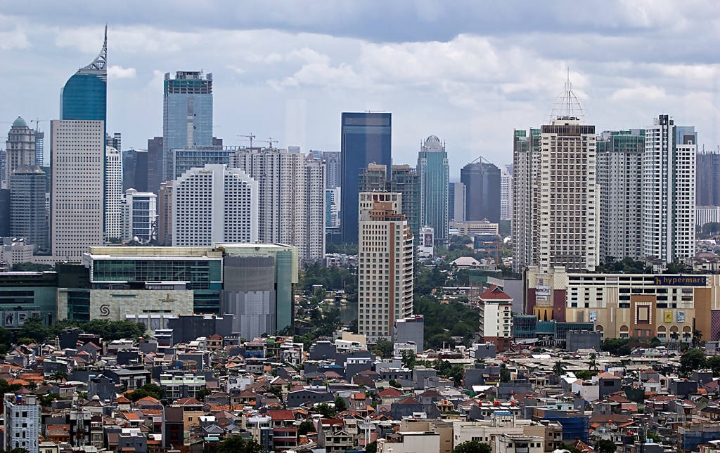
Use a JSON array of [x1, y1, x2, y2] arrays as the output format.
[[588, 353, 599, 375], [552, 360, 566, 376]]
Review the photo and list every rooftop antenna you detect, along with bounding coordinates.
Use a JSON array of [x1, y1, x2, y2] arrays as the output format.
[[547, 66, 585, 123]]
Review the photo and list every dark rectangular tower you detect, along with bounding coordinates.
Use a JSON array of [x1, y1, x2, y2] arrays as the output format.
[[341, 112, 392, 243]]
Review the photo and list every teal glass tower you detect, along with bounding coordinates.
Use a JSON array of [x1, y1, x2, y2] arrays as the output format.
[[418, 135, 449, 245], [60, 27, 107, 122]]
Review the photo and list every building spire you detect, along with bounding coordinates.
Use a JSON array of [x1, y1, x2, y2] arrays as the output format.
[[78, 25, 107, 80], [547, 67, 584, 123]]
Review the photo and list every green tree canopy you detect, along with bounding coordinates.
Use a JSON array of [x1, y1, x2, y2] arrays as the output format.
[[595, 439, 617, 453], [372, 339, 394, 359], [453, 440, 492, 453], [680, 348, 706, 376], [216, 435, 265, 453]]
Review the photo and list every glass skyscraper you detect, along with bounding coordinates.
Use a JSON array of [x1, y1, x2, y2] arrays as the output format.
[[162, 71, 213, 182], [60, 27, 107, 122], [340, 112, 392, 243], [418, 135, 449, 245]]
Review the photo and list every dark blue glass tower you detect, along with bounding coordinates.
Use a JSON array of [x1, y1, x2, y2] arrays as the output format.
[[60, 27, 107, 122], [340, 112, 392, 243]]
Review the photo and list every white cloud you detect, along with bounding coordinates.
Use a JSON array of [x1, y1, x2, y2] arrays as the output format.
[[108, 65, 136, 79]]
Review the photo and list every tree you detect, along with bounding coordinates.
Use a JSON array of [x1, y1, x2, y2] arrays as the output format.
[[680, 348, 706, 376], [708, 356, 720, 376], [595, 439, 617, 453], [196, 388, 213, 401], [372, 339, 394, 359], [453, 440, 492, 453], [316, 402, 336, 418], [334, 396, 347, 412], [588, 353, 599, 375], [401, 350, 416, 369], [126, 383, 164, 402], [693, 329, 704, 348], [17, 315, 50, 344], [365, 441, 378, 453], [0, 327, 11, 355], [500, 363, 511, 383], [297, 420, 316, 436], [553, 360, 566, 376], [216, 435, 265, 453]]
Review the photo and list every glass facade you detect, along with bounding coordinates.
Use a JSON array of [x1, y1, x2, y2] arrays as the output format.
[[61, 74, 107, 122], [163, 71, 213, 181], [91, 259, 222, 290], [418, 136, 449, 245], [172, 147, 232, 179], [341, 112, 392, 243]]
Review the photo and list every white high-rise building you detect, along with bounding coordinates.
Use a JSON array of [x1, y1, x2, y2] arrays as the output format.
[[172, 164, 258, 247], [642, 115, 696, 262], [597, 130, 644, 261], [51, 120, 105, 259], [105, 145, 123, 241], [4, 393, 39, 453], [512, 81, 599, 272], [233, 149, 325, 262], [123, 189, 157, 243], [4, 117, 36, 188], [500, 164, 513, 221], [357, 192, 413, 342], [325, 187, 341, 228]]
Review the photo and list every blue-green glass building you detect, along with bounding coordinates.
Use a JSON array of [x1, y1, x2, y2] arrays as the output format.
[[418, 135, 449, 245], [60, 28, 107, 122]]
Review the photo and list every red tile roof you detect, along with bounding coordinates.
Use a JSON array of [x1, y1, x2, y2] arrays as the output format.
[[479, 285, 512, 301]]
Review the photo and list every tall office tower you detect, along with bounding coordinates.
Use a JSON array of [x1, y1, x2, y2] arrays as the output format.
[[357, 192, 413, 342], [61, 28, 107, 122], [326, 187, 341, 228], [107, 132, 121, 151], [122, 149, 149, 192], [513, 81, 599, 272], [233, 149, 326, 262], [34, 130, 44, 166], [172, 164, 258, 247], [500, 165, 513, 222], [5, 117, 36, 185], [123, 189, 157, 243], [4, 393, 39, 453], [322, 151, 341, 188], [418, 135, 449, 245], [697, 150, 720, 207], [642, 115, 696, 262], [172, 147, 233, 179], [512, 128, 540, 273], [448, 182, 466, 222], [359, 163, 421, 237], [162, 71, 213, 181], [147, 137, 163, 194], [341, 112, 392, 243], [0, 190, 9, 237], [10, 166, 48, 252], [461, 161, 501, 222], [0, 150, 5, 189], [157, 181, 173, 246], [597, 130, 644, 261], [51, 120, 105, 259], [104, 146, 123, 242]]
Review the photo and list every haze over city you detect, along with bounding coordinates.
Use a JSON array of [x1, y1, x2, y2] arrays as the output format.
[[2, 0, 720, 173]]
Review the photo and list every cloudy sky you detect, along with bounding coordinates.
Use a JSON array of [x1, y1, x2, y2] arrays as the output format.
[[2, 0, 720, 176]]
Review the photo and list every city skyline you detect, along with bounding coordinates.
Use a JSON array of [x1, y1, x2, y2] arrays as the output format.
[[1, 2, 720, 176]]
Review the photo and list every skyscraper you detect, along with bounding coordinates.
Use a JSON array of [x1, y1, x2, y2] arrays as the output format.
[[5, 117, 36, 185], [147, 137, 163, 194], [60, 27, 107, 123], [340, 112, 392, 243], [172, 147, 233, 180], [321, 151, 341, 189], [122, 148, 149, 192], [51, 120, 105, 259], [105, 145, 123, 241], [448, 182, 466, 222], [697, 150, 720, 207], [357, 192, 413, 342], [597, 130, 644, 261], [163, 71, 213, 182], [172, 164, 258, 247], [359, 163, 421, 238], [500, 165, 513, 222], [512, 81, 599, 272], [461, 161, 501, 223], [233, 149, 326, 262], [642, 115, 696, 262], [10, 166, 48, 252], [418, 135, 449, 245], [157, 181, 173, 246], [123, 189, 157, 243]]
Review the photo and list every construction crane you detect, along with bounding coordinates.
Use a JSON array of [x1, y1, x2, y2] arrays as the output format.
[[237, 133, 256, 149], [31, 119, 48, 132], [261, 137, 278, 149]]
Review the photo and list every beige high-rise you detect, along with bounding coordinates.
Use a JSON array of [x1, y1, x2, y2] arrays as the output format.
[[51, 120, 105, 259]]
